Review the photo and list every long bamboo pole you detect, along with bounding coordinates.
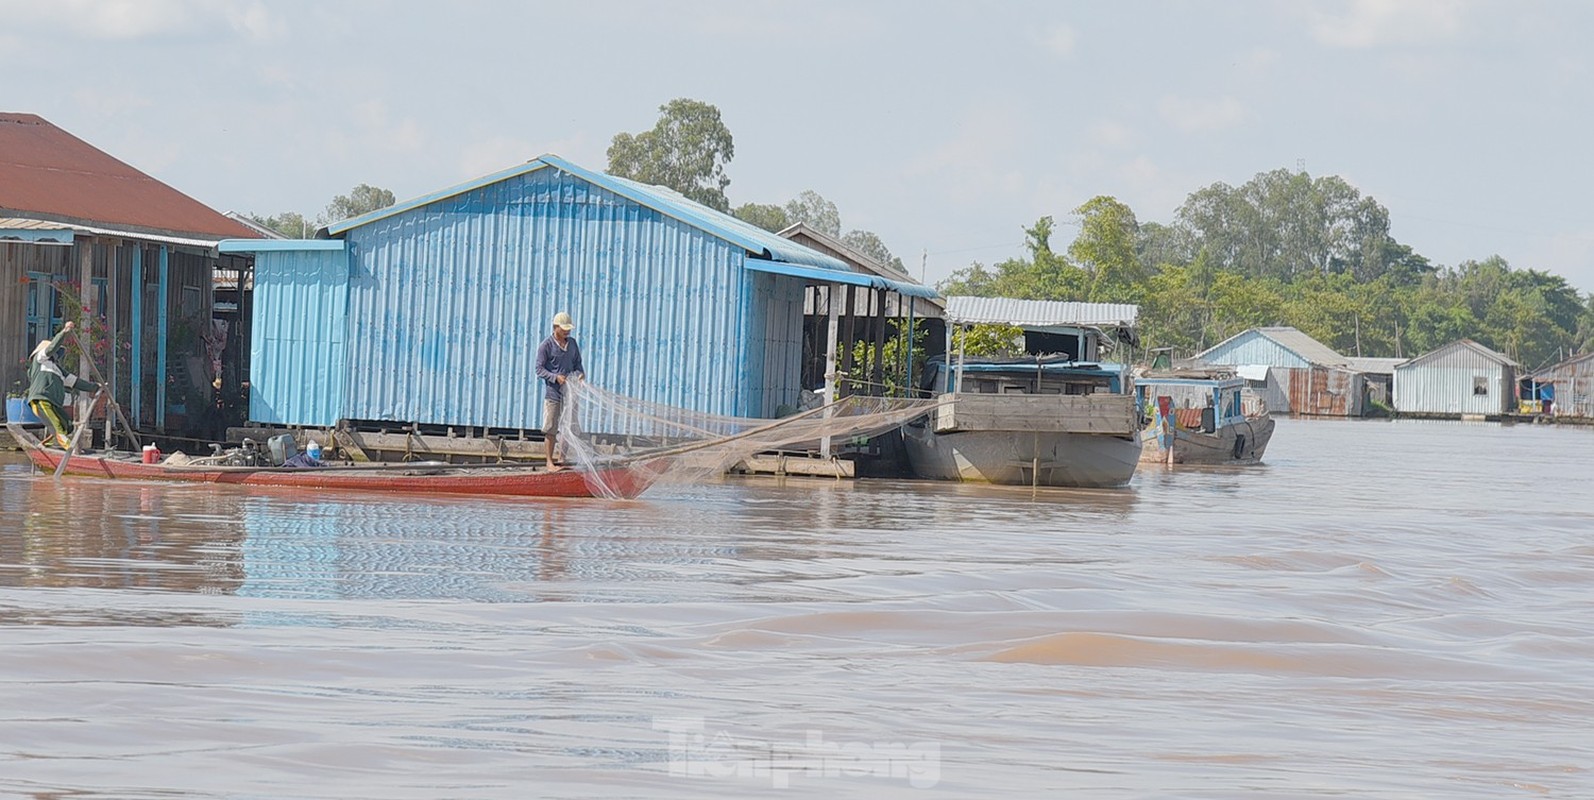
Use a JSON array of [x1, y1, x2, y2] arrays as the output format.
[[67, 326, 141, 449]]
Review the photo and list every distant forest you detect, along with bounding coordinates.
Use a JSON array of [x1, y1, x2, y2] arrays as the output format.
[[938, 168, 1593, 371]]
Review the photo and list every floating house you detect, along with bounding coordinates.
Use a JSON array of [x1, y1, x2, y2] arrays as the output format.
[[1392, 339, 1519, 418], [1195, 326, 1366, 417], [219, 155, 935, 444], [1, 112, 262, 439], [1529, 352, 1594, 418]]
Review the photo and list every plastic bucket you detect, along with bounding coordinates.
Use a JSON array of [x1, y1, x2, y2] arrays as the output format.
[[5, 397, 41, 425]]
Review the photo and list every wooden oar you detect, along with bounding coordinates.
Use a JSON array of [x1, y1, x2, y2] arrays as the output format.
[[53, 387, 106, 479]]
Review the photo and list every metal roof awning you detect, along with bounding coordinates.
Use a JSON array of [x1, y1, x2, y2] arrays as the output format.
[[943, 296, 1138, 329], [0, 218, 75, 244], [743, 258, 941, 299], [0, 216, 229, 249], [219, 238, 347, 253]]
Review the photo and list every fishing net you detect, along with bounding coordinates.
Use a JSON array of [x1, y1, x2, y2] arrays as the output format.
[[556, 380, 945, 499]]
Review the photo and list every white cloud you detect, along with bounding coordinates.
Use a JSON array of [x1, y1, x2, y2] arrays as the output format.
[[0, 0, 284, 42], [71, 87, 155, 117], [1038, 24, 1076, 57], [1158, 95, 1247, 133], [1089, 119, 1136, 149], [902, 104, 1029, 202], [350, 100, 428, 157], [457, 134, 593, 179], [1306, 0, 1467, 48]]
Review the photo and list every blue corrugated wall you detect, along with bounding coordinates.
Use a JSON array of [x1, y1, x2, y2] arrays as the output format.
[[249, 248, 349, 426], [336, 166, 791, 428]]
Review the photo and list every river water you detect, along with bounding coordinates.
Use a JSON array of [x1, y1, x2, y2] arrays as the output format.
[[1, 418, 1590, 798]]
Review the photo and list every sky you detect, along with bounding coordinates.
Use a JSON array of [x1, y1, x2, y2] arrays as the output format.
[[5, 0, 1593, 292]]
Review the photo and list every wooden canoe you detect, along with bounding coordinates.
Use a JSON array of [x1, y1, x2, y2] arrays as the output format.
[[7, 423, 660, 500]]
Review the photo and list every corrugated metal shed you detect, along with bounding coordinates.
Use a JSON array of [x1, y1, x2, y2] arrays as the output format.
[[1393, 339, 1518, 416], [224, 156, 886, 430], [239, 241, 348, 426], [1198, 327, 1347, 369], [943, 296, 1138, 329], [1533, 352, 1594, 417], [0, 112, 260, 241]]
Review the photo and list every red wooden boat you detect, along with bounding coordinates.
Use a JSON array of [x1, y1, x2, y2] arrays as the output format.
[[7, 423, 661, 500]]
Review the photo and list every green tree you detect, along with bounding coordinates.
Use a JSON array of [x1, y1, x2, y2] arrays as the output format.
[[1069, 196, 1144, 303], [953, 323, 1025, 357], [732, 202, 789, 233], [607, 98, 735, 211], [783, 190, 840, 235], [841, 229, 906, 273], [849, 320, 928, 396], [323, 184, 396, 224], [245, 211, 315, 238]]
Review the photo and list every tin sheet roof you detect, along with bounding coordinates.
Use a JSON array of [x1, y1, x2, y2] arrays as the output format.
[[0, 112, 261, 241], [324, 154, 850, 273], [943, 296, 1138, 329], [1397, 339, 1519, 371], [1200, 326, 1347, 367], [1345, 356, 1406, 374]]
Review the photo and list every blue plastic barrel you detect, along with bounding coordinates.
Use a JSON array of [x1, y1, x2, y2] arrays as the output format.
[[5, 396, 42, 425]]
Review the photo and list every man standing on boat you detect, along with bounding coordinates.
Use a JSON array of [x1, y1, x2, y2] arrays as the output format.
[[535, 311, 584, 471], [27, 320, 100, 449]]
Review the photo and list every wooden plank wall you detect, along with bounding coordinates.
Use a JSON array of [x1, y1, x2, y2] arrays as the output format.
[[934, 393, 1138, 435]]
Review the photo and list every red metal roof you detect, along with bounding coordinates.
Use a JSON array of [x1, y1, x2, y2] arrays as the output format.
[[0, 112, 260, 241]]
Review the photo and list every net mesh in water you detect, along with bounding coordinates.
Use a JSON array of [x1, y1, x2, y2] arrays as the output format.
[[555, 380, 945, 499]]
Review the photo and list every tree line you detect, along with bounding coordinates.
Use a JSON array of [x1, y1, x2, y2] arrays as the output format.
[[243, 99, 1593, 372], [941, 168, 1594, 371]]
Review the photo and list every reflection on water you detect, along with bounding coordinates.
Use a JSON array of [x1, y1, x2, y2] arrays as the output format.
[[2, 419, 1593, 798]]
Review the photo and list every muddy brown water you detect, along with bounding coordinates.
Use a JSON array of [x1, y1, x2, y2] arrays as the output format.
[[2, 418, 1591, 798]]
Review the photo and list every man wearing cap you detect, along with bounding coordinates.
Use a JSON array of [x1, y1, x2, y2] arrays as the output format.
[[535, 311, 584, 470], [27, 320, 100, 449]]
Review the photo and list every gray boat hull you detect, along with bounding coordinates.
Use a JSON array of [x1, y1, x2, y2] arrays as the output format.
[[1140, 414, 1276, 465], [903, 424, 1140, 488]]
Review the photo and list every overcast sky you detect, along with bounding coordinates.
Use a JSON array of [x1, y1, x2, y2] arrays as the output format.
[[5, 0, 1591, 292]]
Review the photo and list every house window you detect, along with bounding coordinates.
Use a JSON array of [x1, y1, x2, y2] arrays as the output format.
[[1473, 376, 1489, 396], [23, 273, 60, 353]]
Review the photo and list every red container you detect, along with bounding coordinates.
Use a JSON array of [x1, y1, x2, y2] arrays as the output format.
[[142, 445, 160, 464]]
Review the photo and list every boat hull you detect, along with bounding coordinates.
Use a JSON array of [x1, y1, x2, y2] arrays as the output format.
[[1140, 414, 1275, 465], [903, 424, 1140, 488], [9, 424, 658, 499]]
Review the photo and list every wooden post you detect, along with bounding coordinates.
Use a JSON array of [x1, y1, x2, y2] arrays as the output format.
[[131, 245, 143, 426], [820, 286, 840, 458], [104, 240, 117, 445], [871, 287, 886, 395], [840, 284, 857, 396], [156, 244, 169, 430]]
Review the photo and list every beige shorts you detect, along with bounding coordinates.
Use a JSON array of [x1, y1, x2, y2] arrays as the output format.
[[543, 399, 562, 434]]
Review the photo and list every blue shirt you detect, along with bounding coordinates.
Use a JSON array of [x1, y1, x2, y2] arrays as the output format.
[[535, 335, 584, 403]]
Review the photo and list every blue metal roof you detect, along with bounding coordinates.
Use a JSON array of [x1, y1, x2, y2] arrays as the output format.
[[743, 258, 941, 299], [324, 154, 851, 273]]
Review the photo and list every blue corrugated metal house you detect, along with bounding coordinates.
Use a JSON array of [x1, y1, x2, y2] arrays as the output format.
[[220, 155, 932, 432], [1196, 326, 1366, 416]]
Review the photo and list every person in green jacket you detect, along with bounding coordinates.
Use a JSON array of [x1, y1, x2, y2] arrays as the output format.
[[26, 320, 99, 449]]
